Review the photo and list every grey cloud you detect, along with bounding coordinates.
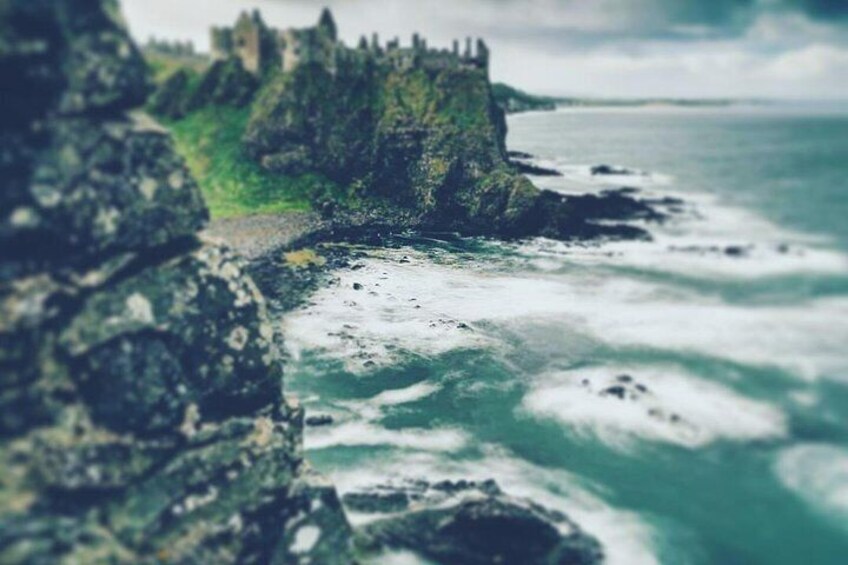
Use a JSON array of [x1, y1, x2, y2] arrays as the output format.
[[785, 0, 848, 20]]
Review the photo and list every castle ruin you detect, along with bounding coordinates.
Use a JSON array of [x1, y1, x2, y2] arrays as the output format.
[[210, 7, 490, 75]]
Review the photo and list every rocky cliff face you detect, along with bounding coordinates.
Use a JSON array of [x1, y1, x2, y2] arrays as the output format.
[[243, 61, 543, 236], [239, 56, 649, 241], [0, 1, 351, 562]]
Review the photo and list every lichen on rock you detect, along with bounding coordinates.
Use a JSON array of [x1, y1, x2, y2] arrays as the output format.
[[0, 1, 352, 562]]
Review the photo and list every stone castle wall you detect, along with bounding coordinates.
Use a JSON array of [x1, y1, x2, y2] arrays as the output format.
[[211, 8, 489, 76]]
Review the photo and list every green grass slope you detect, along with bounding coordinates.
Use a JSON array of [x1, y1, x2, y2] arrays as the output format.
[[165, 107, 336, 218]]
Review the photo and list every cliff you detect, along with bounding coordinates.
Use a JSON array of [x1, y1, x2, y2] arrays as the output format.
[[148, 10, 651, 241], [243, 59, 543, 236], [0, 1, 351, 562]]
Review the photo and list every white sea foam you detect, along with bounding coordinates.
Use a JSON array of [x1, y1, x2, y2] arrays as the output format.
[[522, 365, 787, 449], [305, 421, 468, 452], [513, 154, 848, 280], [527, 161, 674, 196], [284, 242, 848, 381], [774, 444, 848, 529], [330, 448, 659, 565], [333, 381, 443, 421], [281, 248, 566, 372], [369, 381, 442, 406], [370, 550, 434, 565], [515, 227, 847, 281]]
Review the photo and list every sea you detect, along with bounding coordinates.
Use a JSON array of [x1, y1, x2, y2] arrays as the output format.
[[278, 103, 848, 564]]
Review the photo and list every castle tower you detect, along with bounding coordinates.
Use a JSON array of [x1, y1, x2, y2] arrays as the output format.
[[452, 39, 459, 56], [233, 10, 263, 73], [476, 38, 489, 69], [464, 37, 472, 59], [318, 7, 338, 42]]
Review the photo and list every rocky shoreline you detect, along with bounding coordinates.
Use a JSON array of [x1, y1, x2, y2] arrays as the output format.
[[205, 172, 671, 315]]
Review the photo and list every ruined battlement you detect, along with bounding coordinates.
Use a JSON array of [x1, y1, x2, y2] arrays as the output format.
[[210, 7, 489, 76], [362, 33, 489, 72]]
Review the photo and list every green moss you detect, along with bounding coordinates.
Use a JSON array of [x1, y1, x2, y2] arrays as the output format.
[[165, 106, 340, 218], [377, 68, 491, 130]]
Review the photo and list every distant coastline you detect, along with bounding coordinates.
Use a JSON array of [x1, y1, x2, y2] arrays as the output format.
[[492, 82, 763, 114]]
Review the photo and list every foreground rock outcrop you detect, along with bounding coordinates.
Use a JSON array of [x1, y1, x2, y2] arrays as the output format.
[[0, 1, 351, 562]]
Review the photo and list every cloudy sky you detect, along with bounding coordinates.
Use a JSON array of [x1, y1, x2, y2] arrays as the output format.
[[122, 0, 848, 99]]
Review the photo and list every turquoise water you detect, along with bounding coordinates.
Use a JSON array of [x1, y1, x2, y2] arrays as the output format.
[[281, 105, 848, 564]]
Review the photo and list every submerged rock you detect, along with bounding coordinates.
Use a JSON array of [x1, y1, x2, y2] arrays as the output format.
[[306, 414, 335, 427]]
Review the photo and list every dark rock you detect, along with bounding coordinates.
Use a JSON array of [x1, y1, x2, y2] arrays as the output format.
[[359, 495, 602, 565], [602, 386, 627, 400], [353, 282, 363, 290], [306, 414, 335, 427], [58, 245, 282, 431], [343, 491, 410, 514], [635, 384, 648, 393], [616, 187, 641, 195], [512, 159, 563, 177], [320, 199, 337, 219], [3, 113, 208, 280], [724, 245, 749, 257], [346, 479, 601, 564], [507, 150, 534, 160], [617, 374, 633, 383], [431, 479, 501, 497], [590, 164, 638, 176], [530, 189, 656, 242]]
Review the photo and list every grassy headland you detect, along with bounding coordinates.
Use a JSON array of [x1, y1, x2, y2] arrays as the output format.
[[165, 107, 324, 218], [146, 55, 343, 218]]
